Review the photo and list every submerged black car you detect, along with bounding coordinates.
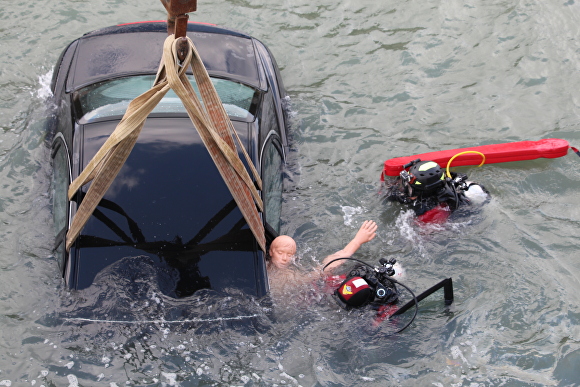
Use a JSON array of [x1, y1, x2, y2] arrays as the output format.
[[49, 21, 288, 298]]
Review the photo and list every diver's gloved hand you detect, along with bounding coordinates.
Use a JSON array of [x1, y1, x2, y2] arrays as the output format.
[[451, 172, 468, 183], [449, 172, 469, 191], [386, 190, 411, 204]]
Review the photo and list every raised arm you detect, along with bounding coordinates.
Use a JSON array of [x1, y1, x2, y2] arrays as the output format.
[[321, 220, 378, 272]]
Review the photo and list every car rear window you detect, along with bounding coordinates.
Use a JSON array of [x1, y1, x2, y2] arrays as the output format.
[[75, 75, 257, 123]]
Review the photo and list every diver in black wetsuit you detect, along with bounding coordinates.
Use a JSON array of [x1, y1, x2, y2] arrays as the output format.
[[385, 160, 489, 218]]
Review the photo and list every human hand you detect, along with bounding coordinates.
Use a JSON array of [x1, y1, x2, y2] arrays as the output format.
[[354, 220, 378, 244], [321, 220, 379, 271]]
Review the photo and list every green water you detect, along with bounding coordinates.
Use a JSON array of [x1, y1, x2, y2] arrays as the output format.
[[1, 0, 579, 385]]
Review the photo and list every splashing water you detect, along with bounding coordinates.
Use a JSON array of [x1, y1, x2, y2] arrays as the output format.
[[341, 205, 363, 226], [2, 0, 580, 385], [36, 70, 53, 100]]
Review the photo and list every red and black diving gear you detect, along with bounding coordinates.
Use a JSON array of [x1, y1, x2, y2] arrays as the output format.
[[385, 159, 489, 221], [381, 139, 580, 221], [324, 256, 454, 333], [334, 258, 400, 309]]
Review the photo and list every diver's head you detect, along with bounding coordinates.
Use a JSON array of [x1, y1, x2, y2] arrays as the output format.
[[406, 160, 445, 195]]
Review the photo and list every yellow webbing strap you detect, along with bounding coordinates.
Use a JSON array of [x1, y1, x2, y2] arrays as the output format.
[[66, 35, 266, 252]]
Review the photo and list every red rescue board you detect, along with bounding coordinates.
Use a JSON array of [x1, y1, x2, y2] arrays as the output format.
[[382, 138, 570, 179]]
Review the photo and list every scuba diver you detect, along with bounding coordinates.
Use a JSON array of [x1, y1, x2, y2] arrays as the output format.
[[385, 159, 489, 222]]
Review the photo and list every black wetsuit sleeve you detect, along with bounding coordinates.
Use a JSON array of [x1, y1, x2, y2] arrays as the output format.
[[411, 199, 437, 216]]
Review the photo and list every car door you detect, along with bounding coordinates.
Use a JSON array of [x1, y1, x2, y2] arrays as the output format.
[[50, 133, 71, 276], [261, 134, 284, 234]]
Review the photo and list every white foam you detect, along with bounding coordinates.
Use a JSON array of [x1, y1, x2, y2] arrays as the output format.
[[341, 206, 363, 226], [36, 70, 54, 100], [395, 210, 432, 258], [66, 374, 78, 387], [161, 372, 177, 386], [392, 262, 406, 280], [450, 345, 470, 366], [395, 209, 418, 243], [63, 314, 259, 324]]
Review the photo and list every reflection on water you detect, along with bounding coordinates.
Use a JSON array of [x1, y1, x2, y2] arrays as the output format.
[[1, 0, 580, 385]]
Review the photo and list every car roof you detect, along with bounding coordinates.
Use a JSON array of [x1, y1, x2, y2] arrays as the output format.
[[69, 116, 267, 297], [66, 21, 266, 92]]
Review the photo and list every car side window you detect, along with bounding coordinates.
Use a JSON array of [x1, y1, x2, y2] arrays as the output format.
[[259, 90, 281, 150], [262, 135, 284, 233], [51, 136, 70, 271]]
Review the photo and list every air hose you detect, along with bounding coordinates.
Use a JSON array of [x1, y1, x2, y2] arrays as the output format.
[[445, 150, 486, 178]]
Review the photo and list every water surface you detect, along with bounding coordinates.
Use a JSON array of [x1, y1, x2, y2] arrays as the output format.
[[1, 0, 580, 385]]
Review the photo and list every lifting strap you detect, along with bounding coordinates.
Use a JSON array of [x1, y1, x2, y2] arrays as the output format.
[[66, 35, 266, 253]]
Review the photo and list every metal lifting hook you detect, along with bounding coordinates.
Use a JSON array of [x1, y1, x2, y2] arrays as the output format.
[[160, 0, 198, 61]]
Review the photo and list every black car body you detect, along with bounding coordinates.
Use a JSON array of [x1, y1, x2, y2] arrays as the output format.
[[49, 21, 288, 298]]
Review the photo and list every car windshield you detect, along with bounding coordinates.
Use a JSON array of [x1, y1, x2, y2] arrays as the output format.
[[75, 75, 257, 123]]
